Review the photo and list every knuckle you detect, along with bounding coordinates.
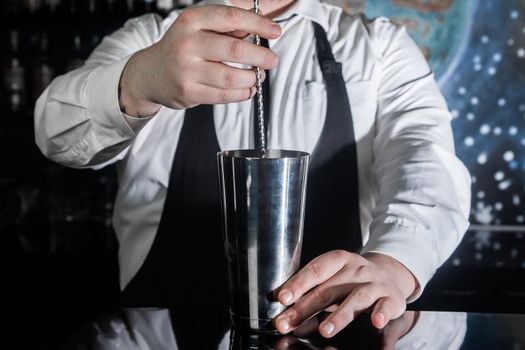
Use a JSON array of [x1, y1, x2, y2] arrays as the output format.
[[176, 92, 195, 109], [291, 308, 305, 324], [293, 276, 309, 294], [262, 50, 278, 67], [177, 36, 193, 52], [177, 8, 197, 25], [178, 83, 193, 103], [223, 6, 243, 25], [332, 250, 349, 261], [370, 283, 386, 300], [353, 288, 372, 305], [218, 89, 230, 103], [308, 262, 324, 281], [312, 288, 332, 306], [354, 265, 369, 279], [332, 308, 352, 324], [223, 70, 237, 88], [229, 40, 245, 60]]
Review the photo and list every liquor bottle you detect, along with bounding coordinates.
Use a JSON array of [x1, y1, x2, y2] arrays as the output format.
[[156, 0, 173, 13], [125, 0, 135, 13], [66, 33, 85, 72], [44, 0, 61, 13], [88, 0, 97, 14], [68, 0, 81, 14], [178, 0, 193, 7], [143, 0, 157, 12], [3, 30, 27, 114], [90, 33, 102, 50], [26, 0, 43, 14], [31, 32, 55, 105]]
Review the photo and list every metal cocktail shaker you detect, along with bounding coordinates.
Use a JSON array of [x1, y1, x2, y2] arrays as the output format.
[[218, 150, 309, 333]]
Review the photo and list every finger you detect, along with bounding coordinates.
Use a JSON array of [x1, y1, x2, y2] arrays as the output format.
[[196, 31, 279, 69], [318, 283, 383, 338], [182, 5, 281, 39], [184, 83, 255, 106], [195, 62, 265, 89], [371, 296, 406, 330], [324, 305, 339, 313], [224, 7, 264, 39], [276, 284, 354, 334], [278, 251, 350, 306]]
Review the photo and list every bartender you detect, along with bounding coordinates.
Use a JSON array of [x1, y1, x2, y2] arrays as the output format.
[[34, 0, 471, 339]]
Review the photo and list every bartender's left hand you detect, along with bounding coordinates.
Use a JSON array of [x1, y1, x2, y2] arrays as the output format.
[[275, 251, 418, 338]]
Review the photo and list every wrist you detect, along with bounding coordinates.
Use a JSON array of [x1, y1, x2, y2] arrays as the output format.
[[363, 252, 419, 300], [118, 49, 161, 118]]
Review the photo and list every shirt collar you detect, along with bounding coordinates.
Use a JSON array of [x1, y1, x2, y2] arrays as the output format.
[[199, 0, 329, 32]]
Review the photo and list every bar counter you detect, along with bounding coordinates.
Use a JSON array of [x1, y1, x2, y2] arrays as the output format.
[[5, 306, 525, 349]]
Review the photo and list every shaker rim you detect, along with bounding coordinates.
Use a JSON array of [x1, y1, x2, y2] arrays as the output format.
[[218, 149, 310, 159]]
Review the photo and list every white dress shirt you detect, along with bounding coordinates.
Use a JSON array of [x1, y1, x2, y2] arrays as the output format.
[[34, 0, 471, 296]]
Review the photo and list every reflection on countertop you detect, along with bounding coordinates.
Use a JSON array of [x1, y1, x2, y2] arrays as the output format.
[[56, 307, 520, 350], [6, 305, 525, 349]]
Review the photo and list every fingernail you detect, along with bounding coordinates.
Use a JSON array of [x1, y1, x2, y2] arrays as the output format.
[[279, 290, 293, 305], [271, 24, 282, 35], [278, 317, 290, 332], [322, 322, 334, 335], [375, 312, 385, 323]]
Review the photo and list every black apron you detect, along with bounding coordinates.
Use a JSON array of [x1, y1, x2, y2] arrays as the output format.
[[121, 22, 362, 312]]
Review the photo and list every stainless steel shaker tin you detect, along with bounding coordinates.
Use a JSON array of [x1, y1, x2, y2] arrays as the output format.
[[218, 149, 309, 332]]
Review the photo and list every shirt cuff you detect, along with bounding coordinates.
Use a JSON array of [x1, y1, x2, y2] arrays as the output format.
[[361, 221, 436, 302], [122, 112, 156, 132], [86, 56, 137, 145]]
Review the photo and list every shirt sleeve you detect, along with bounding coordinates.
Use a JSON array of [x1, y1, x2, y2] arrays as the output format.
[[360, 18, 471, 300], [34, 13, 167, 168]]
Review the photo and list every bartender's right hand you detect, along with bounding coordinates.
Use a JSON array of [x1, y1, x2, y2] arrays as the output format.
[[118, 5, 281, 117]]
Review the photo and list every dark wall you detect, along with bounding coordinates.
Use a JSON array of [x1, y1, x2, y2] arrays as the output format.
[[0, 1, 198, 314]]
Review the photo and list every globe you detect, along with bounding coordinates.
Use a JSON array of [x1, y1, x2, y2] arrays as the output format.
[[325, 0, 474, 83]]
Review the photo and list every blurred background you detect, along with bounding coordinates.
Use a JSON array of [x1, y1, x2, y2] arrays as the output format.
[[0, 0, 524, 346], [331, 0, 525, 312]]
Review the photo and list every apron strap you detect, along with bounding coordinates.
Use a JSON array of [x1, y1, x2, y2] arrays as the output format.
[[301, 22, 363, 265]]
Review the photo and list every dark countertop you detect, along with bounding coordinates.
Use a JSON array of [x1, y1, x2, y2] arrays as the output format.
[[4, 252, 525, 349], [6, 308, 525, 350]]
